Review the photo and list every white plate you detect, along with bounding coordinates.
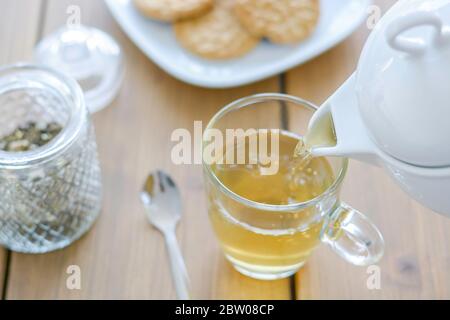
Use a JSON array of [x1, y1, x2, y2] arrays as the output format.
[[105, 0, 371, 88]]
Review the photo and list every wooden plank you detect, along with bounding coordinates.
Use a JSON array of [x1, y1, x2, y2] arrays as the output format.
[[0, 0, 43, 297], [6, 0, 291, 299], [286, 0, 450, 299], [0, 0, 43, 63], [0, 250, 5, 296]]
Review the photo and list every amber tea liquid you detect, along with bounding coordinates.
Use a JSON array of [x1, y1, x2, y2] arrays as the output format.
[[209, 130, 335, 277]]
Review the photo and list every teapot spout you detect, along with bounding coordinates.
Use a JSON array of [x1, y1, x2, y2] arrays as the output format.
[[309, 73, 381, 166]]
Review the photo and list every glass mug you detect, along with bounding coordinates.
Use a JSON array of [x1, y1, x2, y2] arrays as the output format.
[[202, 94, 384, 280]]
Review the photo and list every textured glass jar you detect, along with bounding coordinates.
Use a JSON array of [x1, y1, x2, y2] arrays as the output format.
[[0, 64, 102, 253]]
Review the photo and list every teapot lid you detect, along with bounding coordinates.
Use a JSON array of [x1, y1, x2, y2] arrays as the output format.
[[356, 0, 450, 167]]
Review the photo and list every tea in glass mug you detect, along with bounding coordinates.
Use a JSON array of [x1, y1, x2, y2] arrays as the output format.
[[202, 94, 384, 280]]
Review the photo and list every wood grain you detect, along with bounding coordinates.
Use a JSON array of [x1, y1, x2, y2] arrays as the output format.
[[5, 0, 291, 299], [0, 0, 44, 296], [287, 0, 450, 299], [0, 250, 5, 296]]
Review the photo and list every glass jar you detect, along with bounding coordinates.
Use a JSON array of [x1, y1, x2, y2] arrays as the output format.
[[0, 64, 102, 253]]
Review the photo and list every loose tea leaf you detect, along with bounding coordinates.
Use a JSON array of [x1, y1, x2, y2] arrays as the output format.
[[0, 122, 62, 152]]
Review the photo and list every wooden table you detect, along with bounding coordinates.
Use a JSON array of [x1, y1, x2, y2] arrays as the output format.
[[1, 0, 450, 300]]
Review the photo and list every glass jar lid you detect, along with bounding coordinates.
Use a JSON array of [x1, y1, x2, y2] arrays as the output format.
[[34, 25, 124, 113]]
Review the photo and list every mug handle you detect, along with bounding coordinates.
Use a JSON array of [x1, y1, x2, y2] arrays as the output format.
[[321, 203, 384, 266]]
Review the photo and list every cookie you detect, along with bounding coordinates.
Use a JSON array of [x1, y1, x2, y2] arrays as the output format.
[[174, 1, 260, 59], [133, 0, 214, 22], [234, 0, 320, 44]]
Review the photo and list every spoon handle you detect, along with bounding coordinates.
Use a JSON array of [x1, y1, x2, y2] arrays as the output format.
[[164, 231, 190, 300]]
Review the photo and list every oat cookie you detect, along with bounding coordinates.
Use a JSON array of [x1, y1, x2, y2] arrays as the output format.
[[133, 0, 214, 22], [234, 0, 320, 44], [174, 2, 260, 59]]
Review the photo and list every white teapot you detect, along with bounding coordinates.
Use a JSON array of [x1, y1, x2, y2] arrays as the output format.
[[308, 0, 450, 216]]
